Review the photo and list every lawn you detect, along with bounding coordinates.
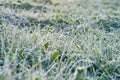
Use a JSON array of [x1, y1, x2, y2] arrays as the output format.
[[0, 0, 120, 80]]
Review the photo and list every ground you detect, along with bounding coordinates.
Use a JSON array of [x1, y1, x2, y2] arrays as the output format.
[[0, 0, 120, 80]]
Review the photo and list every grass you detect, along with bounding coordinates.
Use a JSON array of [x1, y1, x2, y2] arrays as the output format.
[[0, 0, 120, 80]]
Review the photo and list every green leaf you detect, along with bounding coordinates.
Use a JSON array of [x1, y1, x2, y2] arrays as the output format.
[[51, 50, 59, 61], [41, 42, 49, 54], [55, 14, 63, 22], [17, 0, 22, 3], [54, 2, 60, 6], [78, 69, 84, 74], [88, 29, 93, 34], [46, 26, 53, 31], [9, 53, 13, 59], [35, 78, 40, 80], [19, 49, 24, 59], [44, 42, 49, 49], [108, 9, 113, 14], [97, 32, 102, 37], [75, 68, 84, 80]]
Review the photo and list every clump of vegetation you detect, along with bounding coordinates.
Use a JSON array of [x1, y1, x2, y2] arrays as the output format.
[[98, 16, 120, 32], [32, 0, 52, 4], [40, 12, 80, 31]]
